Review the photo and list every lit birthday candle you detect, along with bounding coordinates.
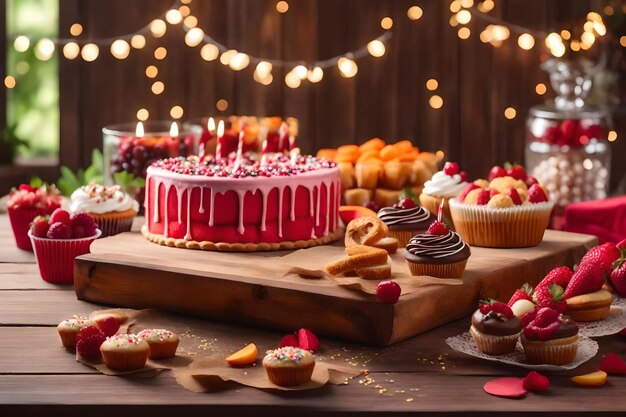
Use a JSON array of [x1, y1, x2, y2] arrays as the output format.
[[215, 120, 225, 160], [233, 128, 245, 172]]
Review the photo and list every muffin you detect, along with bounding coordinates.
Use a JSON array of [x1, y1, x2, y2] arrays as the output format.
[[57, 315, 94, 348], [262, 347, 316, 387], [137, 329, 180, 359], [7, 183, 62, 250], [377, 198, 434, 246], [404, 220, 470, 278], [470, 301, 522, 355], [450, 172, 553, 248], [70, 184, 139, 238], [520, 307, 579, 365], [419, 162, 468, 223], [565, 289, 612, 322], [100, 334, 150, 370]]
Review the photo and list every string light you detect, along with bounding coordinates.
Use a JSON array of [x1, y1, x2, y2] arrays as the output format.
[[200, 44, 219, 61], [517, 33, 535, 50], [490, 25, 510, 41], [592, 21, 606, 36], [216, 99, 228, 111], [183, 16, 198, 28], [458, 27, 471, 39], [338, 57, 358, 78], [151, 81, 165, 94], [461, 0, 474, 7], [14, 36, 30, 52], [560, 30, 571, 40], [477, 0, 495, 12], [170, 105, 184, 119], [34, 38, 55, 61], [253, 69, 273, 85], [586, 12, 602, 22], [551, 42, 566, 57], [621, 36, 626, 47], [608, 130, 617, 142], [150, 19, 167, 38], [381, 17, 393, 30], [581, 32, 595, 47], [285, 71, 301, 88], [184, 27, 204, 47], [110, 39, 130, 59], [293, 65, 308, 79], [136, 108, 149, 121], [450, 1, 462, 13], [307, 67, 324, 83], [165, 9, 183, 24], [179, 5, 191, 17], [535, 83, 547, 95], [426, 79, 438, 91], [81, 43, 99, 62], [4, 76, 16, 89], [62, 42, 80, 59], [604, 5, 614, 15], [154, 47, 168, 60], [449, 15, 459, 27], [367, 40, 386, 57], [130, 35, 146, 49], [429, 95, 443, 109], [69, 23, 83, 37], [276, 1, 289, 13], [545, 32, 562, 49], [145, 65, 158, 78], [407, 6, 423, 21], [229, 53, 250, 71], [220, 49, 237, 65], [570, 40, 581, 51], [255, 61, 272, 78], [456, 10, 471, 24], [504, 107, 516, 119]]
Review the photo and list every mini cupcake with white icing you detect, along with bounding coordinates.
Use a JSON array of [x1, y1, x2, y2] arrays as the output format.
[[100, 334, 150, 370], [377, 197, 434, 246], [404, 220, 470, 278], [419, 161, 468, 223], [70, 184, 138, 237]]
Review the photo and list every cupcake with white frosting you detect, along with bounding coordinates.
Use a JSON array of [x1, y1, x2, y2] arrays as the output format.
[[70, 184, 138, 237], [419, 161, 468, 223]]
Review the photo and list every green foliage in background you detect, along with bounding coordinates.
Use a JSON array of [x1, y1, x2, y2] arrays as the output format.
[[6, 0, 59, 158], [56, 149, 104, 196]]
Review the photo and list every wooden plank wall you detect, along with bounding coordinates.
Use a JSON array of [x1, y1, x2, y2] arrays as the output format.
[[57, 0, 626, 188]]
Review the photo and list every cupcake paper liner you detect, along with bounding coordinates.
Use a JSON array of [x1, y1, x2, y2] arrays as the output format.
[[469, 326, 520, 355], [101, 348, 150, 371], [521, 334, 579, 366], [29, 229, 101, 284], [8, 206, 47, 251], [406, 257, 468, 279], [264, 362, 316, 387], [146, 340, 180, 359], [89, 212, 136, 238], [449, 199, 554, 248]]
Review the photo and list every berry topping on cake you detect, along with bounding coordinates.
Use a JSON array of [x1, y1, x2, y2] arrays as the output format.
[[96, 316, 121, 337], [279, 334, 299, 348], [50, 208, 71, 226], [506, 188, 522, 205], [488, 165, 507, 181], [443, 162, 460, 176], [580, 242, 621, 278], [376, 280, 401, 304], [476, 189, 492, 205], [610, 258, 626, 298], [69, 213, 98, 239], [533, 283, 567, 313], [505, 164, 527, 181], [8, 183, 62, 211], [527, 184, 549, 203], [563, 262, 604, 299], [533, 306, 560, 327], [297, 328, 320, 352], [428, 220, 449, 236], [30, 215, 50, 238], [520, 309, 537, 328], [397, 197, 417, 209], [507, 283, 533, 307], [47, 222, 72, 239], [76, 326, 106, 358], [523, 307, 561, 341], [479, 300, 514, 319], [458, 183, 480, 203]]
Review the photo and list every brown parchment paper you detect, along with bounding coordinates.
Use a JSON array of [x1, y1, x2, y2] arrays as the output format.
[[278, 245, 463, 295]]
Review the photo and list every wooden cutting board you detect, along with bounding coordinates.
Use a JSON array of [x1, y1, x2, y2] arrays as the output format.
[[74, 229, 596, 346]]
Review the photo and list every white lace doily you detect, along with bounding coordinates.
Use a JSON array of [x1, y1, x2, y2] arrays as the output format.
[[577, 303, 626, 338], [446, 332, 598, 371]]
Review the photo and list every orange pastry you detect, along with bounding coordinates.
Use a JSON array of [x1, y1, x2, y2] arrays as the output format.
[[344, 244, 385, 256], [565, 289, 612, 322], [339, 162, 355, 190], [325, 250, 388, 276], [373, 188, 402, 209], [343, 188, 373, 206], [359, 138, 386, 153], [355, 263, 392, 280], [371, 237, 399, 254], [392, 140, 414, 153], [316, 149, 337, 161], [355, 162, 381, 189], [344, 216, 388, 247], [379, 145, 399, 161]]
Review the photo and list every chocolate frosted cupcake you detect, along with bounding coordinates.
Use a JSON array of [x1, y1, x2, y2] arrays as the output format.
[[404, 220, 470, 278], [520, 307, 579, 365], [470, 301, 522, 355], [377, 198, 434, 246]]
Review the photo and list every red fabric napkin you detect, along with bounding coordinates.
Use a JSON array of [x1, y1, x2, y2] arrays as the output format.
[[564, 196, 626, 244]]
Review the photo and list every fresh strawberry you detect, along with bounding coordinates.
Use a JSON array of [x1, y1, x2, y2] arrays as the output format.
[[524, 176, 538, 188], [598, 353, 626, 375], [533, 307, 559, 327], [507, 283, 533, 307], [580, 243, 621, 277], [563, 262, 604, 299], [533, 284, 567, 313], [96, 316, 120, 337], [428, 220, 449, 236], [76, 326, 106, 358], [476, 189, 491, 205], [488, 165, 506, 181], [443, 162, 460, 176], [617, 239, 626, 253], [537, 266, 573, 290], [522, 371, 550, 393], [506, 188, 522, 205], [520, 309, 537, 328], [506, 164, 527, 181], [609, 258, 626, 297], [297, 328, 320, 352], [47, 222, 72, 239], [458, 183, 479, 203], [398, 197, 416, 209], [376, 280, 401, 304], [279, 334, 299, 348], [70, 213, 98, 239], [527, 184, 549, 203], [30, 215, 50, 238], [49, 208, 71, 226], [459, 171, 469, 182]]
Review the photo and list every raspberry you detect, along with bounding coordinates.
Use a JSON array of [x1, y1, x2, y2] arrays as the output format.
[[527, 184, 549, 203], [443, 162, 460, 176], [520, 310, 537, 328], [297, 328, 320, 352], [428, 221, 449, 236], [376, 280, 401, 304], [529, 321, 559, 341], [97, 316, 120, 337], [30, 216, 50, 238], [533, 307, 559, 327], [488, 166, 506, 181], [506, 165, 527, 181], [476, 189, 491, 205], [398, 198, 416, 209], [458, 183, 480, 203], [522, 371, 550, 392], [70, 213, 98, 238], [506, 188, 522, 205], [76, 326, 106, 358], [50, 208, 71, 226], [279, 334, 299, 348], [47, 222, 71, 239], [489, 301, 514, 319]]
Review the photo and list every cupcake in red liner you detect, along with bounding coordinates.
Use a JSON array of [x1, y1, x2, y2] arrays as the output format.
[[28, 210, 100, 284], [7, 183, 62, 250]]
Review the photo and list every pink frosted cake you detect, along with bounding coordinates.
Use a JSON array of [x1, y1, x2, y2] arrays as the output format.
[[143, 154, 342, 251]]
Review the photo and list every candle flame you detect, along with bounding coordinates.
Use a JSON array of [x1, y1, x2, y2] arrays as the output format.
[[136, 121, 144, 138], [169, 121, 179, 137], [217, 120, 225, 137], [208, 117, 215, 132]]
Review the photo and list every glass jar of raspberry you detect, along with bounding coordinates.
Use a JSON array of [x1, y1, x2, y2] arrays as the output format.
[[525, 58, 612, 218]]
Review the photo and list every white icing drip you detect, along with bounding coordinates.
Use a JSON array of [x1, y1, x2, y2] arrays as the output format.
[[199, 187, 205, 214], [261, 191, 267, 232], [315, 186, 320, 227], [209, 189, 215, 227], [278, 186, 284, 238], [184, 189, 192, 240], [164, 183, 172, 237], [236, 189, 246, 235], [176, 186, 184, 224], [290, 186, 296, 221], [309, 186, 314, 216], [152, 176, 159, 223], [325, 181, 331, 235]]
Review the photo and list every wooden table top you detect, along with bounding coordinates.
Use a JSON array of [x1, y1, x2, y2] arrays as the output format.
[[1, 214, 625, 417]]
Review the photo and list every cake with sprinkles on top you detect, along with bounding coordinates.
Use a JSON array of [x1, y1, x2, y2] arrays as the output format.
[[262, 346, 316, 387]]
